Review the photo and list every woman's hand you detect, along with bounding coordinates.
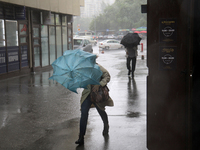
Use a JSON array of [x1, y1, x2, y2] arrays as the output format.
[[92, 85, 100, 92]]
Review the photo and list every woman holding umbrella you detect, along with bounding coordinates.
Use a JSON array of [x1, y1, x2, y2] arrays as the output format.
[[49, 49, 114, 146], [75, 63, 114, 146]]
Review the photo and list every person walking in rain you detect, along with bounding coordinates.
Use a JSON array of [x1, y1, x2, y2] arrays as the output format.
[[75, 63, 114, 146], [125, 45, 138, 77], [120, 33, 141, 77]]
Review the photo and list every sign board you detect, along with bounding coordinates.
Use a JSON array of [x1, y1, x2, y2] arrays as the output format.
[[0, 47, 6, 74], [0, 6, 3, 19], [15, 6, 26, 20], [21, 45, 28, 67], [7, 46, 19, 72], [159, 46, 177, 70], [4, 5, 15, 20], [160, 19, 177, 43]]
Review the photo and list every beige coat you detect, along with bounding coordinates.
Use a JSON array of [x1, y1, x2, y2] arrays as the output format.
[[80, 64, 114, 110]]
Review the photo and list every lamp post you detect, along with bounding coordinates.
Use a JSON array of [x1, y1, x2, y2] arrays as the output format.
[[94, 16, 96, 37]]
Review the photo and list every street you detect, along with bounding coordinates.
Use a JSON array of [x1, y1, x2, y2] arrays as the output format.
[[0, 39, 148, 150]]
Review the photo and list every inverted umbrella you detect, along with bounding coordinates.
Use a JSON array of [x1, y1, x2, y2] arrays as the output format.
[[49, 49, 103, 93], [120, 33, 142, 48]]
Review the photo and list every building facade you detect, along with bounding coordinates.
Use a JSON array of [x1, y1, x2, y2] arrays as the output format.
[[80, 0, 115, 18], [0, 0, 84, 79]]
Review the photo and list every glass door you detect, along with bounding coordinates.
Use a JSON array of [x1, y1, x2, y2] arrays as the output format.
[[19, 21, 29, 68], [32, 25, 41, 67]]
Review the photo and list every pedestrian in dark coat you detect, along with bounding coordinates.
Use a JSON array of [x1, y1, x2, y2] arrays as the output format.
[[125, 45, 138, 77]]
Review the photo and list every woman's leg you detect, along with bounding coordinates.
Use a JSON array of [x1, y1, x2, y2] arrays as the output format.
[[76, 96, 92, 145], [80, 96, 92, 136], [94, 103, 109, 135]]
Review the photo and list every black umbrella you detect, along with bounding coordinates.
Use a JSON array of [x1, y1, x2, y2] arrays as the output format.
[[120, 33, 142, 48]]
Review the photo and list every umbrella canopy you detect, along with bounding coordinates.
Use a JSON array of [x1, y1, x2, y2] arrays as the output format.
[[49, 49, 103, 93], [134, 31, 141, 33], [140, 30, 147, 33], [120, 33, 142, 48], [136, 26, 147, 31]]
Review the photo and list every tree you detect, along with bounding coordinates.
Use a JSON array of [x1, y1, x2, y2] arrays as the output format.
[[89, 0, 147, 32]]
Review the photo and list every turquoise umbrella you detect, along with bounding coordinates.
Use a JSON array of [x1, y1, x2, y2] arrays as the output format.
[[49, 49, 102, 93]]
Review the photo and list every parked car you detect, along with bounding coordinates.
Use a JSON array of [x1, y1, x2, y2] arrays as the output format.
[[79, 36, 97, 46], [98, 35, 104, 39], [107, 34, 115, 39], [116, 35, 124, 40], [99, 39, 124, 50], [73, 37, 93, 53], [103, 35, 108, 39]]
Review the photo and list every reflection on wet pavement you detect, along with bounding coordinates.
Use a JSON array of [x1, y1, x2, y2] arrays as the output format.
[[0, 41, 148, 149]]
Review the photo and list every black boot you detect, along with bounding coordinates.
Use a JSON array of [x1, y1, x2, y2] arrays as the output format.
[[128, 70, 132, 76], [103, 124, 109, 136], [75, 134, 84, 145]]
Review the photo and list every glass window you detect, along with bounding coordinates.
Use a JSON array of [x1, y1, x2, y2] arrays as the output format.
[[55, 14, 61, 25], [41, 11, 51, 25], [0, 20, 5, 47], [34, 47, 40, 67], [51, 13, 55, 25], [68, 28, 72, 36], [6, 20, 18, 46], [20, 37, 26, 43], [19, 24, 27, 35], [56, 26, 62, 58], [67, 15, 73, 25], [74, 39, 83, 45], [41, 25, 49, 66], [33, 27, 39, 38], [62, 26, 67, 51], [34, 39, 39, 45], [62, 16, 67, 25], [32, 11, 40, 24], [49, 26, 55, 64]]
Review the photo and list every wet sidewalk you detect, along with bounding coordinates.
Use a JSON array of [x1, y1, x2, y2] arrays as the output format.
[[0, 41, 148, 150]]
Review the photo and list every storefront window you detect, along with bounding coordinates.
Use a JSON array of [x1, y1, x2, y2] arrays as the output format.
[[33, 27, 39, 38], [6, 20, 18, 46], [55, 14, 61, 25], [20, 37, 26, 43], [0, 20, 5, 47], [34, 39, 39, 45], [68, 27, 72, 50], [41, 25, 49, 66], [62, 26, 67, 51], [19, 24, 27, 35], [49, 26, 55, 64], [34, 47, 40, 67], [62, 16, 67, 25], [56, 26, 62, 58], [51, 14, 55, 25]]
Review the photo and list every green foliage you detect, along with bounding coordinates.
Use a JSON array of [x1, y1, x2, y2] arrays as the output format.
[[89, 0, 147, 32]]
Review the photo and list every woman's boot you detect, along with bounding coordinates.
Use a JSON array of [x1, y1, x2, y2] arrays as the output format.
[[75, 134, 84, 145]]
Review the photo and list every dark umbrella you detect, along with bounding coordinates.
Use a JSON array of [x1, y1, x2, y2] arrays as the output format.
[[120, 33, 142, 48]]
